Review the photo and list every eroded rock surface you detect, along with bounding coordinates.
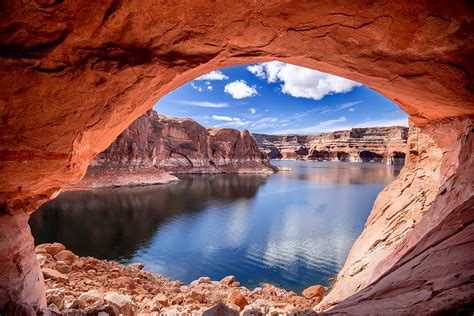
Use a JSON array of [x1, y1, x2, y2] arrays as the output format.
[[319, 117, 474, 314], [74, 110, 273, 188], [253, 126, 408, 163], [0, 0, 473, 313]]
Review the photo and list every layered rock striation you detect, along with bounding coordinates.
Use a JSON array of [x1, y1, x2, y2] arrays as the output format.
[[75, 110, 273, 188], [253, 126, 408, 164]]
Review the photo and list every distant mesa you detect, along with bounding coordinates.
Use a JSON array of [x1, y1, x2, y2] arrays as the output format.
[[253, 126, 408, 165]]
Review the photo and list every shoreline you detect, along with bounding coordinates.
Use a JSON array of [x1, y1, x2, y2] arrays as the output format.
[[36, 243, 327, 315]]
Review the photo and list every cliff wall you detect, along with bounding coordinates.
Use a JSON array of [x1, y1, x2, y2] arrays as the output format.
[[76, 110, 273, 188], [253, 126, 408, 164]]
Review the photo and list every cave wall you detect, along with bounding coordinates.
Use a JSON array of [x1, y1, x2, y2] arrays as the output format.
[[0, 0, 473, 312], [322, 117, 473, 314]]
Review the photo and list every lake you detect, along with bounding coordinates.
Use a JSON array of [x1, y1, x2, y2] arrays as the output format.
[[30, 161, 402, 293]]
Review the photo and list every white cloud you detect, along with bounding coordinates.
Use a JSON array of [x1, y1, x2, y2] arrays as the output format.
[[249, 107, 257, 115], [276, 117, 347, 134], [195, 70, 229, 81], [215, 116, 280, 131], [321, 101, 362, 114], [175, 100, 229, 108], [211, 115, 242, 122], [224, 80, 258, 99], [191, 82, 203, 92], [247, 61, 361, 100], [349, 108, 355, 112], [246, 65, 266, 79]]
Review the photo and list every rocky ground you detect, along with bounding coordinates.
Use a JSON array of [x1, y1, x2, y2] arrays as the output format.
[[34, 243, 326, 315]]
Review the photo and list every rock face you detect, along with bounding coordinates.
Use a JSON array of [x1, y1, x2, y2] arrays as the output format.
[[253, 126, 408, 164], [0, 0, 473, 314], [319, 118, 474, 314], [75, 110, 273, 188]]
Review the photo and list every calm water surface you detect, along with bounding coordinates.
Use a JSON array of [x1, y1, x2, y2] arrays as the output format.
[[31, 161, 402, 293]]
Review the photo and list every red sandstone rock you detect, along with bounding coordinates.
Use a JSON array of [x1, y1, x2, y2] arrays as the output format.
[[45, 243, 66, 257], [54, 261, 71, 274], [104, 292, 137, 316], [227, 290, 249, 310], [302, 285, 325, 302], [253, 126, 408, 163], [42, 268, 68, 283], [53, 250, 76, 266], [0, 1, 473, 313], [74, 110, 273, 189], [220, 276, 236, 286]]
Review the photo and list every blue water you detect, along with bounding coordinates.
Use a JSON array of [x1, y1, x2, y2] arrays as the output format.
[[30, 161, 401, 293]]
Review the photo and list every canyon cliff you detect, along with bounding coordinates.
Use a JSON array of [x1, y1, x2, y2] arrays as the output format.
[[75, 110, 274, 188], [253, 126, 408, 164]]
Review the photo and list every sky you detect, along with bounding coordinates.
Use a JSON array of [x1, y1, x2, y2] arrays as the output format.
[[153, 61, 408, 135]]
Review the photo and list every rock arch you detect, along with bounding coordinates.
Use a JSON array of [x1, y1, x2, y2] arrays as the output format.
[[0, 0, 473, 313]]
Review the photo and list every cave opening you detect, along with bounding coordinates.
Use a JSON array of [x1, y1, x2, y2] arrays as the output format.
[[1, 1, 473, 314], [29, 62, 412, 311]]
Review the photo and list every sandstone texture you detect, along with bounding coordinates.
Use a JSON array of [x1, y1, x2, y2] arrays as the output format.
[[35, 244, 321, 315], [0, 0, 473, 314], [74, 110, 273, 189], [254, 126, 408, 163]]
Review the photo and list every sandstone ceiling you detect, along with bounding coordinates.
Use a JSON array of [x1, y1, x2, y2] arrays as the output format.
[[0, 0, 473, 313]]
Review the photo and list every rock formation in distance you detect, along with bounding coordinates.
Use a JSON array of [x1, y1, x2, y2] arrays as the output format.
[[253, 126, 408, 164], [75, 110, 274, 188]]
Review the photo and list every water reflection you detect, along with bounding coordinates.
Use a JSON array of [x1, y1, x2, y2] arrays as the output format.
[[30, 174, 269, 260], [30, 162, 401, 292]]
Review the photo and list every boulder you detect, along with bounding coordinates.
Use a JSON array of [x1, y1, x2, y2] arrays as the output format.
[[227, 290, 249, 310], [3, 301, 36, 316], [197, 276, 212, 284], [220, 275, 236, 286], [128, 263, 144, 270], [46, 288, 65, 310], [116, 276, 135, 290], [170, 294, 184, 305], [152, 293, 169, 307], [77, 289, 104, 306], [42, 268, 68, 282], [188, 290, 205, 303], [202, 303, 239, 316], [54, 250, 76, 265], [55, 261, 71, 274], [302, 285, 325, 302], [45, 243, 66, 256], [104, 292, 137, 316], [35, 243, 51, 255]]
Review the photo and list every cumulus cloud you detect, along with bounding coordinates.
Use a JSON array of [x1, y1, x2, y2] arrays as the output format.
[[247, 61, 361, 100], [195, 70, 229, 81], [175, 100, 229, 108], [249, 107, 257, 115], [211, 115, 241, 122], [247, 65, 266, 79], [224, 80, 258, 99]]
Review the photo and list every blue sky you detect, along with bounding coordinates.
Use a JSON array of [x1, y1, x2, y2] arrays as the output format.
[[154, 61, 408, 135]]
